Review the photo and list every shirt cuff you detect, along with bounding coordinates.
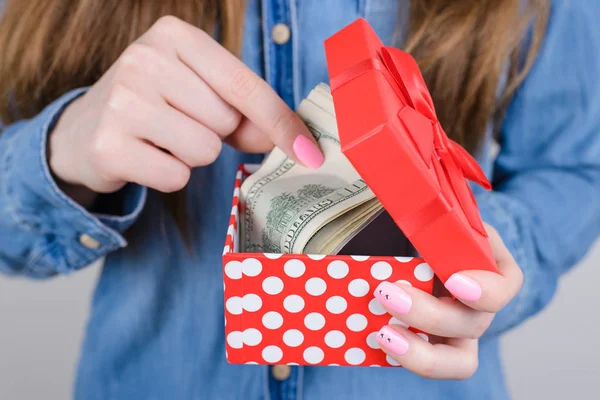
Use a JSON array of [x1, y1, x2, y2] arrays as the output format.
[[3, 88, 147, 275]]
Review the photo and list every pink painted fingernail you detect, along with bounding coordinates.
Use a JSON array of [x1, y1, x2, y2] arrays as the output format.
[[444, 273, 482, 301], [376, 325, 409, 356], [374, 281, 412, 315], [293, 135, 324, 169]]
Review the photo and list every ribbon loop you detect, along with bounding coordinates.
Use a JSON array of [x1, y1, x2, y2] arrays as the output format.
[[331, 45, 491, 236]]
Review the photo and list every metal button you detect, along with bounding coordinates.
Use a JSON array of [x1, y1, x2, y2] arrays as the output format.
[[271, 364, 291, 381], [79, 233, 100, 249], [271, 23, 291, 45]]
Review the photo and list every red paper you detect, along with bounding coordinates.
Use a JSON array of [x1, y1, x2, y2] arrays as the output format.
[[324, 18, 497, 283], [223, 166, 434, 367]]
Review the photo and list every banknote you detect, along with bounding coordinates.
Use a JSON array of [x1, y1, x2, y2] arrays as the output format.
[[240, 83, 383, 254]]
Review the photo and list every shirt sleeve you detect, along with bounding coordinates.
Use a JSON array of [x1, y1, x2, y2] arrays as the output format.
[[479, 1, 600, 336], [0, 88, 147, 278]]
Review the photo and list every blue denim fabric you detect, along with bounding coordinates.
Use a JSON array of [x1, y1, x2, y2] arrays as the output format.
[[1, 0, 599, 399]]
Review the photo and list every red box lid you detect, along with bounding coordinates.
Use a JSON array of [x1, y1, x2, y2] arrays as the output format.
[[324, 18, 497, 282]]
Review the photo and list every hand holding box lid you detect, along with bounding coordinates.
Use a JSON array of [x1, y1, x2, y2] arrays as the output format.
[[324, 18, 497, 283]]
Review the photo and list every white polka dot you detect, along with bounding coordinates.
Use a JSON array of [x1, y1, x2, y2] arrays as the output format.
[[368, 298, 386, 315], [232, 205, 239, 216], [283, 295, 305, 313], [328, 363, 340, 366], [287, 362, 299, 366], [242, 258, 262, 276], [371, 261, 393, 280], [396, 280, 412, 287], [225, 296, 242, 315], [262, 276, 284, 295], [344, 348, 366, 365], [327, 260, 349, 279], [227, 331, 242, 349], [283, 329, 304, 347], [307, 254, 327, 260], [303, 346, 325, 364], [351, 255, 370, 261], [245, 361, 258, 365], [414, 263, 434, 282], [305, 277, 327, 296], [346, 314, 368, 332], [242, 328, 262, 346], [386, 355, 401, 366], [242, 293, 262, 312], [262, 311, 283, 330], [366, 332, 380, 349], [262, 345, 283, 363], [417, 333, 430, 342], [370, 364, 382, 367], [284, 259, 306, 278], [395, 257, 413, 263], [326, 296, 347, 314], [224, 261, 242, 280], [233, 187, 240, 197], [348, 279, 370, 297], [264, 253, 282, 259], [223, 245, 230, 255], [324, 330, 346, 348], [304, 312, 326, 331], [227, 224, 235, 237], [389, 316, 409, 328]]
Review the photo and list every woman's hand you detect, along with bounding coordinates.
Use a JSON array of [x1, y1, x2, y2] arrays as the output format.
[[374, 223, 523, 379], [49, 16, 322, 196]]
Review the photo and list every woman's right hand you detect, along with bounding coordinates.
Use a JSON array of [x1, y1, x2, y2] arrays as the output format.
[[49, 16, 323, 195]]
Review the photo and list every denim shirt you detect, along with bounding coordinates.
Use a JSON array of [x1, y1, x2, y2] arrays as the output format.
[[1, 1, 600, 399]]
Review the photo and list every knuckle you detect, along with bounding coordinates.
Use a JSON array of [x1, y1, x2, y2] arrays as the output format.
[[459, 355, 479, 380], [152, 15, 185, 37], [416, 352, 437, 379], [220, 106, 242, 133], [162, 165, 190, 193], [119, 43, 157, 75], [426, 306, 445, 335], [269, 111, 297, 140], [470, 314, 493, 339], [230, 68, 258, 99], [201, 137, 223, 165], [105, 83, 136, 113]]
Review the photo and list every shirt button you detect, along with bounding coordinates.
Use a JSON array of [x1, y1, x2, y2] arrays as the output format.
[[271, 23, 291, 45], [271, 364, 291, 381], [79, 233, 100, 249]]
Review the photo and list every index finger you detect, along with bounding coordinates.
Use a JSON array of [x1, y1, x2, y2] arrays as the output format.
[[145, 17, 323, 168]]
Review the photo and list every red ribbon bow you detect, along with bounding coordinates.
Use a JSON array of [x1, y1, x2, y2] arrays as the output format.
[[331, 47, 491, 236]]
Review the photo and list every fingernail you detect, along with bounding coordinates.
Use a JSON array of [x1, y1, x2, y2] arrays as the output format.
[[293, 135, 324, 169], [444, 273, 482, 302], [374, 281, 412, 315], [376, 325, 409, 356]]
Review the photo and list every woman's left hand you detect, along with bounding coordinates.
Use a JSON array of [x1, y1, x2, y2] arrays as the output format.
[[374, 223, 523, 379]]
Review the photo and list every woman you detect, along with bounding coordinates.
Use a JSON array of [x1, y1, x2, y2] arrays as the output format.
[[1, 0, 598, 399]]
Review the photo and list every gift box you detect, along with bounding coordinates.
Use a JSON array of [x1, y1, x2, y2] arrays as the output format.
[[222, 18, 497, 368], [223, 165, 434, 367], [324, 18, 497, 283]]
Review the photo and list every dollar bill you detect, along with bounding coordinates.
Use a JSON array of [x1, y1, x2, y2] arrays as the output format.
[[240, 83, 383, 254]]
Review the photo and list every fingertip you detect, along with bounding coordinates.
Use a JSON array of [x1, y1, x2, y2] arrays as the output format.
[[292, 135, 324, 169], [444, 273, 482, 302]]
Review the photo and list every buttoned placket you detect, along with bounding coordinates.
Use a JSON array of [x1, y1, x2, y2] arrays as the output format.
[[260, 0, 301, 398]]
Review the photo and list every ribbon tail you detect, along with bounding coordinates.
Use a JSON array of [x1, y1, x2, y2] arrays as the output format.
[[439, 150, 488, 237], [447, 140, 492, 190]]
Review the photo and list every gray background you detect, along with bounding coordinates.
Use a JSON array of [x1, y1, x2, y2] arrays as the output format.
[[1, 242, 599, 400]]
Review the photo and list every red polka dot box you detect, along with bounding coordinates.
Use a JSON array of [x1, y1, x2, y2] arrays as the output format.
[[222, 165, 434, 367]]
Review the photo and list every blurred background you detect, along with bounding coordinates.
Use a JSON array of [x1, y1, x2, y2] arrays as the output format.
[[1, 240, 598, 399]]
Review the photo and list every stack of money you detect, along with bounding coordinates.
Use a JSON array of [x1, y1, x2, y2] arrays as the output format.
[[240, 83, 385, 255]]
